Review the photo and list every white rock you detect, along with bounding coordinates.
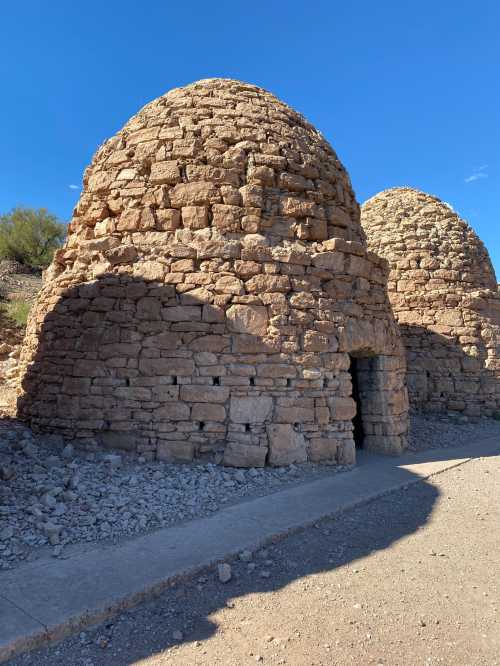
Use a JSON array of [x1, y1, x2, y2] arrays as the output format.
[[0, 526, 14, 540], [239, 550, 253, 562], [103, 454, 122, 468], [62, 444, 75, 459], [217, 562, 232, 583]]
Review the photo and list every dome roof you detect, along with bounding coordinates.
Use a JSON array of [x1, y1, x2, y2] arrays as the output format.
[[59, 78, 364, 282], [361, 187, 497, 291]]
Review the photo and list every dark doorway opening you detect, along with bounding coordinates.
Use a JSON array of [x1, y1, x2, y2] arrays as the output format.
[[349, 356, 364, 449]]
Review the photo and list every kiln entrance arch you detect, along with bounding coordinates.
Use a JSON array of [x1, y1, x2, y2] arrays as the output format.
[[348, 353, 408, 455], [349, 356, 364, 449]]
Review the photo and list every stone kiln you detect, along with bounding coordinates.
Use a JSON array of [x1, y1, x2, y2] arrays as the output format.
[[17, 79, 408, 465], [361, 187, 500, 416]]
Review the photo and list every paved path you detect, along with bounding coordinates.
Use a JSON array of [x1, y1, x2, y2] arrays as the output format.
[[2, 436, 499, 664]]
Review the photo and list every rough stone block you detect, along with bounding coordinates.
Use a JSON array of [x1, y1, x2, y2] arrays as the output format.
[[230, 396, 273, 423], [328, 397, 357, 420], [227, 304, 268, 335], [139, 358, 195, 376], [154, 403, 191, 420], [169, 182, 220, 207], [182, 206, 209, 229], [180, 386, 230, 403], [275, 406, 314, 423], [157, 441, 195, 462], [162, 306, 202, 322], [312, 251, 344, 272], [150, 160, 182, 185], [336, 439, 356, 464], [267, 424, 307, 465], [191, 403, 226, 422], [308, 437, 340, 462], [223, 442, 267, 467]]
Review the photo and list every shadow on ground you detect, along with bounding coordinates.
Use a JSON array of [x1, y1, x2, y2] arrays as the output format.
[[4, 454, 451, 666], [3, 432, 500, 664]]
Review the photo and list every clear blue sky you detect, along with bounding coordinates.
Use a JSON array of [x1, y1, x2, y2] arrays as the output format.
[[1, 1, 498, 275]]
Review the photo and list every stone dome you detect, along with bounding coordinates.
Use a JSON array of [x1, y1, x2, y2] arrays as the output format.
[[65, 78, 366, 255], [362, 187, 497, 292], [17, 79, 409, 464], [361, 187, 500, 416]]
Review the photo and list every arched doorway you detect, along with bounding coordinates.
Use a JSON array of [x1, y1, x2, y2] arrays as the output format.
[[348, 353, 408, 455]]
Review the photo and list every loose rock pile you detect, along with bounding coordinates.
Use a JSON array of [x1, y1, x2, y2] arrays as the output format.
[[408, 413, 500, 451], [15, 79, 409, 465], [0, 421, 350, 571], [361, 188, 500, 417], [2, 414, 498, 572]]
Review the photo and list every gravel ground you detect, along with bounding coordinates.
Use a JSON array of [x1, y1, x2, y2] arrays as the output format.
[[1, 413, 499, 572], [408, 412, 500, 451], [7, 449, 500, 665], [0, 421, 349, 571]]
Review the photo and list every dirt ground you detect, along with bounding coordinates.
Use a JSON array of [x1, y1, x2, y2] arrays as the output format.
[[8, 452, 499, 666]]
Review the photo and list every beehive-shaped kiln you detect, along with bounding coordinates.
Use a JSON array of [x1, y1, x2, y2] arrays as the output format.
[[17, 79, 409, 465], [362, 187, 500, 416]]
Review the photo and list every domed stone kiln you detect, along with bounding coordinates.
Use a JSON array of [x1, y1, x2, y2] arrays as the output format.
[[17, 79, 408, 465], [361, 187, 500, 416]]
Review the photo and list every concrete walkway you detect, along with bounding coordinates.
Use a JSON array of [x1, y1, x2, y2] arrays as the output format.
[[1, 436, 499, 663]]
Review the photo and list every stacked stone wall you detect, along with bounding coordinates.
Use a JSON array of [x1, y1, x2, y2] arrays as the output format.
[[361, 188, 500, 417], [16, 79, 409, 465]]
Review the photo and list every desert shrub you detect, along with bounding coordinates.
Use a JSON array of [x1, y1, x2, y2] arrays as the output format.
[[0, 207, 66, 268], [1, 299, 32, 327]]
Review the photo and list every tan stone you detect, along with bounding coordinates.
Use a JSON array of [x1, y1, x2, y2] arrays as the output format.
[[245, 275, 290, 293], [182, 206, 209, 230], [191, 403, 226, 422], [162, 306, 201, 321], [170, 182, 220, 207], [227, 305, 268, 335], [157, 441, 195, 462], [156, 209, 181, 231], [116, 208, 141, 232], [212, 204, 242, 232], [133, 261, 165, 281], [328, 397, 357, 420], [304, 331, 331, 352], [137, 297, 161, 320], [267, 424, 306, 465], [139, 358, 195, 376], [312, 251, 344, 272], [214, 275, 244, 295], [229, 396, 273, 423], [154, 403, 190, 420], [180, 386, 230, 403], [150, 160, 182, 185], [223, 442, 267, 468], [107, 245, 138, 265], [274, 406, 314, 423], [281, 196, 316, 218], [361, 186, 499, 417], [337, 439, 356, 464], [308, 437, 340, 462]]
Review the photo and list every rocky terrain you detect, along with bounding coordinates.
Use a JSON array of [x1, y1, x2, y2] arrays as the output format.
[[1, 412, 499, 572], [0, 260, 42, 417], [0, 419, 350, 571], [407, 412, 500, 450], [7, 450, 500, 666]]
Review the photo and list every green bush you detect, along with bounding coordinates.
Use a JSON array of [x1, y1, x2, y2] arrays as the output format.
[[0, 207, 66, 268], [1, 299, 32, 327]]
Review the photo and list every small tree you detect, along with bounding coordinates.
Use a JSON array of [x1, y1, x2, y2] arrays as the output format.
[[0, 207, 66, 268]]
